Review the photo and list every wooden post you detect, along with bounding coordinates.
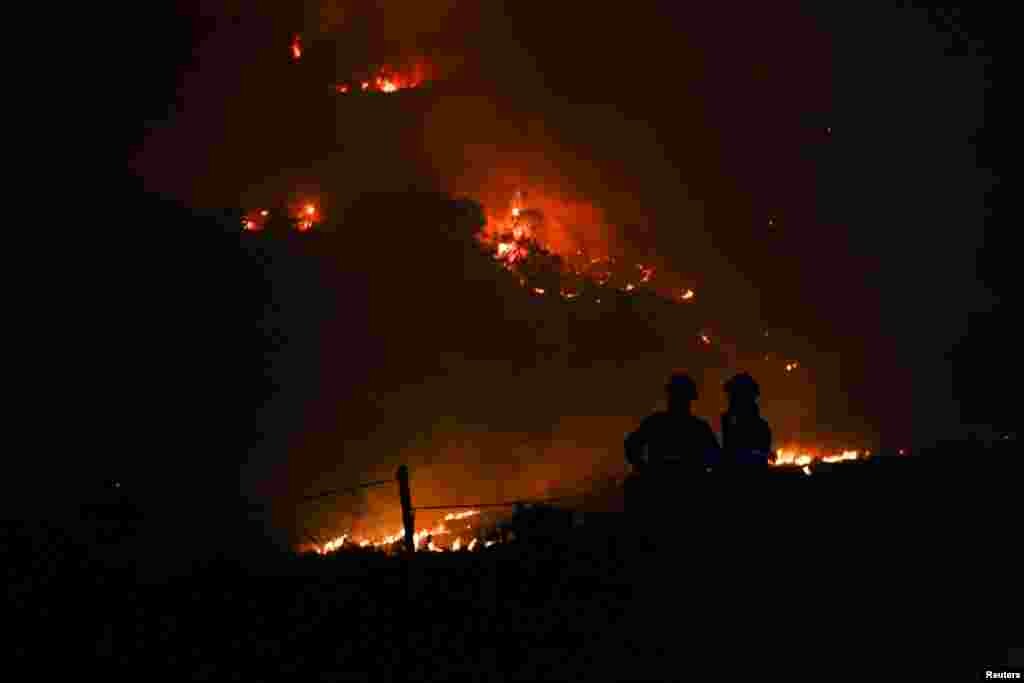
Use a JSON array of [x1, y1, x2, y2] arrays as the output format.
[[396, 465, 415, 554]]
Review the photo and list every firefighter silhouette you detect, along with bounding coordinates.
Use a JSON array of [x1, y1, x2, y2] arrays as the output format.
[[625, 373, 721, 472], [720, 373, 772, 466]]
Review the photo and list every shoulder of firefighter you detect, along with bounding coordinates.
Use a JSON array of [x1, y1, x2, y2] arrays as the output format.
[[624, 413, 721, 468]]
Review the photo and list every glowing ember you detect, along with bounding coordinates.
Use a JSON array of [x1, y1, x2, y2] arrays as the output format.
[[821, 450, 861, 464], [313, 517, 475, 555], [699, 334, 712, 345], [291, 202, 320, 232], [468, 538, 478, 551], [334, 60, 431, 95], [291, 35, 302, 61], [259, 209, 269, 217], [444, 510, 481, 521], [773, 448, 867, 468], [532, 287, 546, 295], [785, 361, 800, 372], [680, 289, 695, 300], [243, 220, 257, 232]]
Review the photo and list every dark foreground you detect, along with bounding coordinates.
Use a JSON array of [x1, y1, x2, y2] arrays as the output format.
[[5, 448, 1020, 680]]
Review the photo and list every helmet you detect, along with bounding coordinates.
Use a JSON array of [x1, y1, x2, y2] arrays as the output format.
[[724, 372, 760, 398], [665, 373, 698, 401]]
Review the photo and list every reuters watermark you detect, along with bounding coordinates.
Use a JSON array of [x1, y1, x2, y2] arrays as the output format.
[[983, 672, 1022, 680]]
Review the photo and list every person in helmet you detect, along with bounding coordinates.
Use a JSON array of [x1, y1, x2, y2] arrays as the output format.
[[625, 372, 722, 472], [721, 373, 772, 466]]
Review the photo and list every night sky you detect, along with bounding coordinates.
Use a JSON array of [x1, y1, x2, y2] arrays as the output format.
[[56, 3, 1004, 545]]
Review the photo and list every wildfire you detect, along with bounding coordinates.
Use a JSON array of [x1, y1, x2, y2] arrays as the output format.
[[443, 510, 480, 522], [295, 202, 319, 232], [334, 60, 431, 95], [772, 448, 866, 468], [311, 510, 492, 555]]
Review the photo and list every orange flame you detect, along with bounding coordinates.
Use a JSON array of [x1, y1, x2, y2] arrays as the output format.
[[334, 59, 432, 95], [291, 35, 302, 61], [444, 510, 481, 521], [312, 514, 493, 555], [772, 447, 866, 469]]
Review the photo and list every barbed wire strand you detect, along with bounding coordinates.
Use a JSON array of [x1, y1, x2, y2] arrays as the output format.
[[302, 478, 392, 503]]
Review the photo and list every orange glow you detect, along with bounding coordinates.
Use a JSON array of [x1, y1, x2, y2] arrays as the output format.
[[311, 515, 492, 555], [532, 287, 546, 295], [304, 204, 316, 216], [335, 60, 432, 95], [259, 209, 269, 217], [681, 289, 695, 300], [291, 35, 302, 61], [700, 334, 711, 345], [772, 447, 868, 469]]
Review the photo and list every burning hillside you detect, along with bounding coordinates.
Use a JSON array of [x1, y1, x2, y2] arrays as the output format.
[[128, 3, 897, 552], [332, 58, 433, 94]]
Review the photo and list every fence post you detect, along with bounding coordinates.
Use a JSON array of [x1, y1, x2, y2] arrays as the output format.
[[396, 465, 415, 554]]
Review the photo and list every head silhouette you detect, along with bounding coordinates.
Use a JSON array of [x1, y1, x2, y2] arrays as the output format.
[[724, 373, 760, 414], [665, 373, 698, 412]]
